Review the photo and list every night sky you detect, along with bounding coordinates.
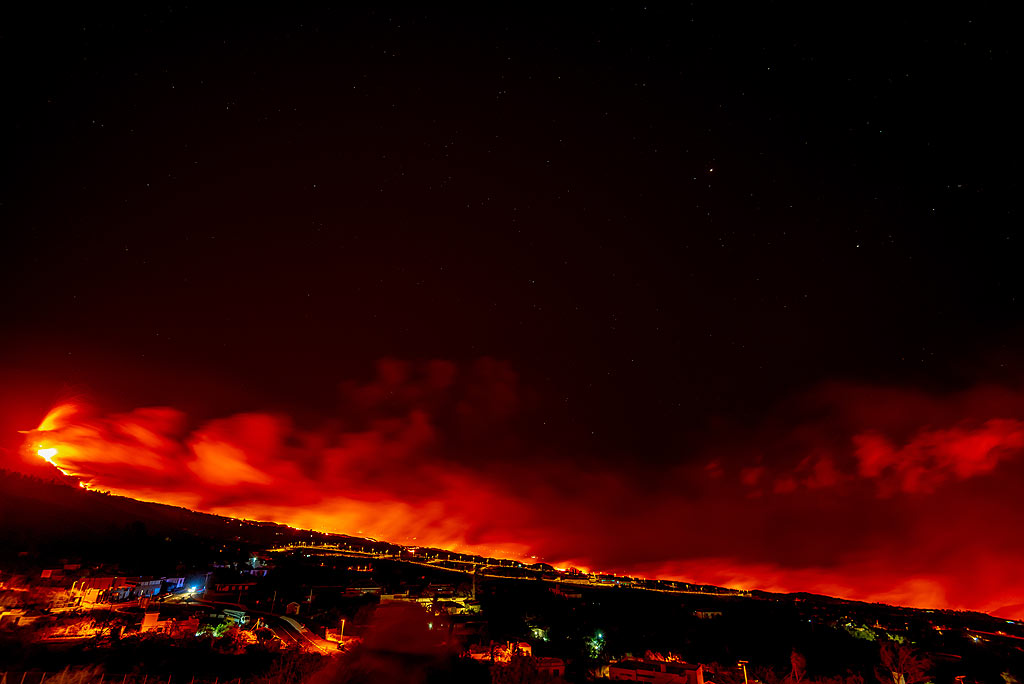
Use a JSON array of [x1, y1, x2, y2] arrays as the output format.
[[2, 7, 1022, 616]]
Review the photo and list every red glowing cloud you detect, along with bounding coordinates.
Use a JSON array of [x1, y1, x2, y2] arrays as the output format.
[[853, 419, 1024, 495], [14, 365, 1024, 620]]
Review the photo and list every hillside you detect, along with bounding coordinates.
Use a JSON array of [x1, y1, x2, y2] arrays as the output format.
[[0, 468, 365, 572]]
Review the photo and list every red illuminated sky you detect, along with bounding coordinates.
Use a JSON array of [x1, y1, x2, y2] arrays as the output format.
[[0, 7, 1020, 620], [15, 363, 1024, 620]]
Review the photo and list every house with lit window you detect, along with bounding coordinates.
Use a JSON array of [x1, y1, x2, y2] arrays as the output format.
[[608, 659, 704, 684]]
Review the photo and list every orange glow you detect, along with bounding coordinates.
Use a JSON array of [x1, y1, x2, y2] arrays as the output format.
[[13, 371, 1024, 622], [34, 443, 79, 480], [36, 402, 80, 432], [37, 446, 59, 462]]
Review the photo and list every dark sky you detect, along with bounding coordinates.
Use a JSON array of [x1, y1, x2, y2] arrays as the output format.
[[3, 6, 1023, 615]]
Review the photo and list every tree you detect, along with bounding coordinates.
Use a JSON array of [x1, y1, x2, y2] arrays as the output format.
[[786, 650, 807, 684], [705, 663, 749, 684], [755, 664, 783, 684], [875, 641, 930, 684]]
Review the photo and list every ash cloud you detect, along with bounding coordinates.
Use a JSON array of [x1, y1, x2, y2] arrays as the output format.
[[15, 362, 1024, 619]]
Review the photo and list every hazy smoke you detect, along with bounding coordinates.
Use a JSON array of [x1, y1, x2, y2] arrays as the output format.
[[15, 361, 1024, 619]]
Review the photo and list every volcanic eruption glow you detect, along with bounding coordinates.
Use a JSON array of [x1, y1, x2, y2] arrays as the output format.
[[36, 402, 80, 432], [37, 446, 58, 461], [14, 363, 1024, 621]]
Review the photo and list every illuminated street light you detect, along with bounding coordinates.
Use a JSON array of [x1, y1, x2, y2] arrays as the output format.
[[738, 660, 749, 684]]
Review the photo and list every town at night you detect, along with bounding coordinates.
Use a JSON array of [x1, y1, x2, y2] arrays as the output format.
[[1, 5, 1021, 684]]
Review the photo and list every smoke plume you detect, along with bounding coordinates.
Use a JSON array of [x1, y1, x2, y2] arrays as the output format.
[[14, 361, 1024, 619]]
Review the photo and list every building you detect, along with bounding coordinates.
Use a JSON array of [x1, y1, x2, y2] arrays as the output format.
[[110, 577, 164, 601], [343, 583, 383, 597], [425, 583, 456, 597], [140, 612, 161, 632], [68, 575, 191, 603], [213, 581, 258, 593], [223, 608, 249, 625], [551, 585, 584, 600], [609, 659, 704, 684], [141, 614, 201, 637], [163, 577, 186, 592], [466, 642, 536, 663], [536, 657, 567, 679], [70, 576, 130, 604]]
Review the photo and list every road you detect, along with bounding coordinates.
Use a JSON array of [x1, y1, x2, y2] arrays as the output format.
[[177, 596, 334, 654], [274, 544, 749, 599], [272, 614, 334, 654]]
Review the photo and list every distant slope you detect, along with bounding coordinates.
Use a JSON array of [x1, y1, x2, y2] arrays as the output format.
[[0, 468, 368, 571], [0, 468, 1013, 626]]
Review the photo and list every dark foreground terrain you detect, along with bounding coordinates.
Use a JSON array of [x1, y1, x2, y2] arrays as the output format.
[[1, 470, 1022, 683]]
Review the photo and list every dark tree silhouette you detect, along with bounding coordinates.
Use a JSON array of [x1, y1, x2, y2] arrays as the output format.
[[786, 650, 808, 684], [874, 642, 930, 684]]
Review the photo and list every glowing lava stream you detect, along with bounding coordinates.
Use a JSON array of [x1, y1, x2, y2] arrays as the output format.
[[23, 404, 92, 487], [35, 446, 87, 487]]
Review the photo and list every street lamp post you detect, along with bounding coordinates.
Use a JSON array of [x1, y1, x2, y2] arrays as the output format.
[[738, 660, 749, 684]]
